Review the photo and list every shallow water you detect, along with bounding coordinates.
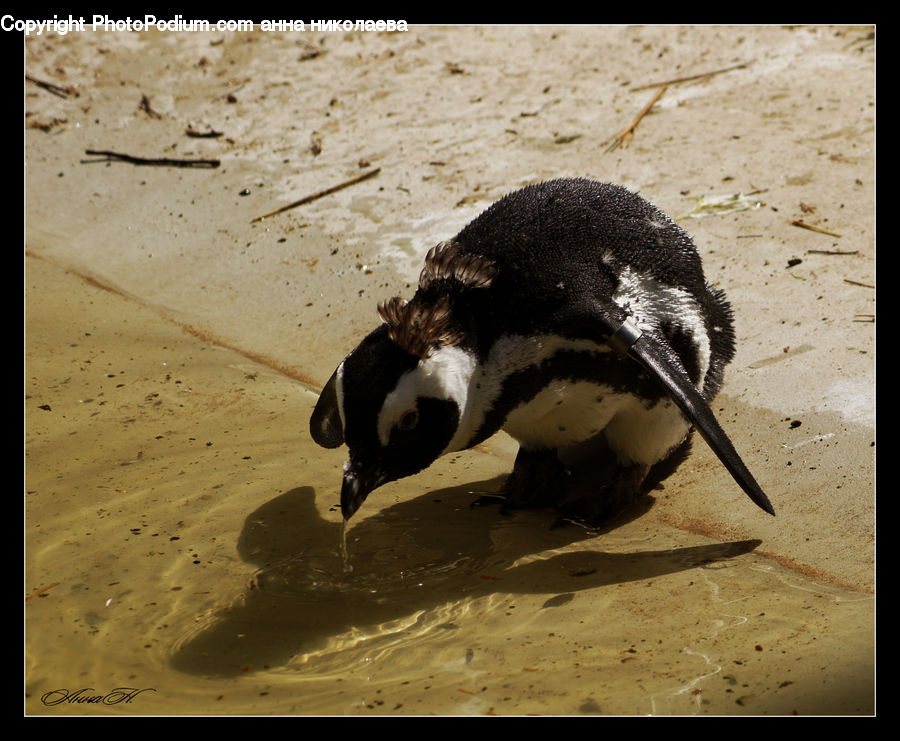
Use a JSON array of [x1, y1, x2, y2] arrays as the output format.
[[25, 256, 874, 715]]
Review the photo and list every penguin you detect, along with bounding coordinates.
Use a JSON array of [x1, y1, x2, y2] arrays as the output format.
[[310, 178, 774, 525]]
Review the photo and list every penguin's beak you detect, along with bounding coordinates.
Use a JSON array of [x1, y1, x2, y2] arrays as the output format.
[[340, 458, 383, 520]]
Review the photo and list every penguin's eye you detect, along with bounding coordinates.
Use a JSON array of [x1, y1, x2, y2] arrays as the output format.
[[396, 409, 419, 432]]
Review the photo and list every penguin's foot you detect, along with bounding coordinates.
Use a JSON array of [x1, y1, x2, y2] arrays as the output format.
[[554, 463, 649, 528], [471, 447, 568, 515]]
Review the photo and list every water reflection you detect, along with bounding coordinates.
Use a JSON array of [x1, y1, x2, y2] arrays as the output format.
[[170, 477, 760, 679]]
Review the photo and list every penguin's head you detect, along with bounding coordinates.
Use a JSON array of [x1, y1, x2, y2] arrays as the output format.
[[310, 311, 476, 520], [310, 242, 496, 520]]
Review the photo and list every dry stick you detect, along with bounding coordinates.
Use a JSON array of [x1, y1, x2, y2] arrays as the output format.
[[26, 582, 60, 601], [629, 61, 752, 92], [605, 85, 668, 153], [604, 62, 751, 154], [139, 94, 163, 119], [25, 74, 78, 98], [790, 219, 842, 238], [186, 127, 224, 138], [83, 149, 221, 168], [844, 278, 874, 289], [251, 167, 382, 222], [807, 248, 858, 255]]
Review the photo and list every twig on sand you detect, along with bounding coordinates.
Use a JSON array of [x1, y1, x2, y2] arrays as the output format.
[[605, 61, 751, 153], [605, 85, 668, 153], [844, 278, 874, 289], [629, 61, 752, 92], [138, 94, 163, 119], [790, 220, 843, 238], [807, 248, 858, 256], [25, 74, 78, 98], [26, 582, 60, 601], [186, 126, 224, 138], [82, 149, 221, 168], [251, 167, 382, 222]]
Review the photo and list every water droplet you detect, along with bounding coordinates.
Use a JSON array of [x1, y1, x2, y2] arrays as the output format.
[[340, 520, 354, 574]]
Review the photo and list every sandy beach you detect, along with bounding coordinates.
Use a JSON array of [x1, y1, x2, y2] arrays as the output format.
[[25, 24, 874, 715]]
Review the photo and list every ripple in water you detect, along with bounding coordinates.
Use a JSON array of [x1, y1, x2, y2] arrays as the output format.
[[169, 514, 497, 679]]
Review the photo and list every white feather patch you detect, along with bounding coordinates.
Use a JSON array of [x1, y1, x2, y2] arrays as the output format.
[[602, 396, 691, 465], [378, 345, 476, 447], [612, 266, 712, 392], [502, 379, 626, 450]]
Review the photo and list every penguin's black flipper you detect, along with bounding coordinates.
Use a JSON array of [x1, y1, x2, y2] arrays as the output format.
[[610, 317, 775, 516]]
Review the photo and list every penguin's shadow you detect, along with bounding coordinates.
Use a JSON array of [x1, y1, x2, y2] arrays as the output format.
[[169, 465, 760, 678]]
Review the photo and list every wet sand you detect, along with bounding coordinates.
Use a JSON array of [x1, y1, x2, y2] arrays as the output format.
[[25, 25, 874, 715]]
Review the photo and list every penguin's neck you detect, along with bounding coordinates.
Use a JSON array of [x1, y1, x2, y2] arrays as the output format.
[[411, 344, 479, 456]]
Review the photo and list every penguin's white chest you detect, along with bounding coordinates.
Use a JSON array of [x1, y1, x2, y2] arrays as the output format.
[[502, 380, 627, 450]]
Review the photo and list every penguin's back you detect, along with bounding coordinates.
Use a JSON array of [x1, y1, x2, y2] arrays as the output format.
[[446, 178, 734, 395], [445, 179, 711, 344], [454, 178, 703, 293]]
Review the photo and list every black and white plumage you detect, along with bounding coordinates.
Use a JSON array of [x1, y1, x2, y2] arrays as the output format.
[[310, 178, 774, 524]]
